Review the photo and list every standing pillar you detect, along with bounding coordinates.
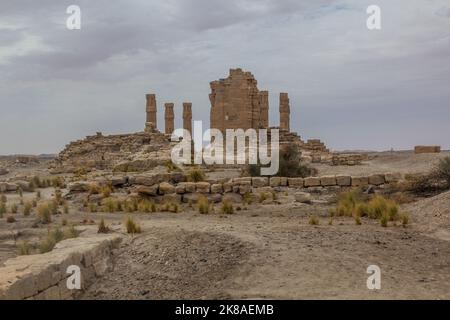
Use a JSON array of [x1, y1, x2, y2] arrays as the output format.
[[183, 102, 192, 136], [164, 103, 174, 135], [259, 91, 269, 129], [279, 93, 290, 132], [145, 94, 157, 132]]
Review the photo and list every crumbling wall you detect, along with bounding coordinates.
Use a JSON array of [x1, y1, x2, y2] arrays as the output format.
[[0, 234, 122, 300]]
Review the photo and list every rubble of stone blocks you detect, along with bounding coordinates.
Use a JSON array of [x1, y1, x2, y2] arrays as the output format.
[[52, 131, 175, 173], [62, 172, 402, 198], [330, 153, 365, 166], [0, 233, 122, 300], [414, 145, 441, 154]]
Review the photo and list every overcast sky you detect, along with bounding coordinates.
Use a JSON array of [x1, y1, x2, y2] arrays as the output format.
[[0, 0, 449, 154]]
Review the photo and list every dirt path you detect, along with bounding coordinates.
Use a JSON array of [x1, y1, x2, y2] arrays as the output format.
[[81, 204, 450, 299]]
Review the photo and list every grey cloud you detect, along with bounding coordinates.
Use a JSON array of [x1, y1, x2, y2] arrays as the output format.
[[0, 0, 449, 154]]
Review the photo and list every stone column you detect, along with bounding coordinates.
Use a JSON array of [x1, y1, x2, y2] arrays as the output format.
[[145, 94, 157, 132], [183, 102, 192, 136], [279, 92, 290, 132], [164, 103, 174, 135], [259, 91, 269, 129]]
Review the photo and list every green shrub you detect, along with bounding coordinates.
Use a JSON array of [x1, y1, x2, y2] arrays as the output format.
[[125, 216, 141, 234], [165, 160, 181, 172], [89, 203, 98, 213], [437, 157, 450, 186], [23, 201, 32, 216], [198, 196, 209, 214], [37, 203, 52, 224], [258, 192, 269, 203], [332, 191, 403, 227], [63, 201, 69, 214], [104, 197, 120, 213], [11, 203, 18, 214], [51, 176, 65, 188], [380, 213, 389, 227], [0, 202, 6, 217], [48, 200, 59, 215], [221, 200, 234, 214], [309, 216, 319, 225], [401, 213, 409, 227], [18, 241, 32, 255], [242, 192, 252, 205], [245, 145, 316, 178], [64, 225, 79, 238], [88, 183, 100, 195], [187, 168, 205, 182], [98, 218, 110, 234], [39, 227, 78, 254], [354, 214, 362, 225], [0, 194, 6, 203], [101, 185, 113, 198]]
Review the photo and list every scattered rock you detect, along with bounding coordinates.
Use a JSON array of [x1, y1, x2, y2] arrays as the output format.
[[159, 182, 175, 195], [294, 192, 312, 204], [68, 182, 90, 192], [136, 185, 158, 196]]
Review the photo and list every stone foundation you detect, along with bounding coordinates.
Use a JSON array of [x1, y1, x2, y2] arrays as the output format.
[[0, 233, 122, 300], [414, 146, 441, 154]]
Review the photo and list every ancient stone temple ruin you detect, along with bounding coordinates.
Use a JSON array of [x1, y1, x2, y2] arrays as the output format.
[[54, 68, 363, 172], [208, 68, 330, 162]]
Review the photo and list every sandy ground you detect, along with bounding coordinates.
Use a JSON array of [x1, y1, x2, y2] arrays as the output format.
[[2, 151, 450, 299], [313, 150, 450, 176], [81, 199, 450, 300]]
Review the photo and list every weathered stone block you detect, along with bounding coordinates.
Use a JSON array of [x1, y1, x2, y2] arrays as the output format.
[[288, 178, 304, 188], [158, 182, 175, 194], [195, 182, 210, 193], [110, 176, 127, 186], [175, 183, 186, 194], [414, 145, 441, 154], [68, 182, 89, 192], [252, 177, 268, 188], [351, 176, 369, 187], [320, 175, 337, 186], [184, 182, 196, 193], [233, 177, 252, 184], [336, 175, 351, 186], [304, 177, 321, 187], [0, 182, 18, 192], [368, 174, 385, 186], [269, 177, 281, 187], [223, 181, 233, 193], [136, 185, 158, 196], [162, 194, 182, 203], [210, 184, 223, 193], [238, 182, 251, 194]]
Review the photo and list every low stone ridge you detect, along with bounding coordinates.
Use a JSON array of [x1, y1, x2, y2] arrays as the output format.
[[0, 233, 122, 300], [52, 131, 175, 173]]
